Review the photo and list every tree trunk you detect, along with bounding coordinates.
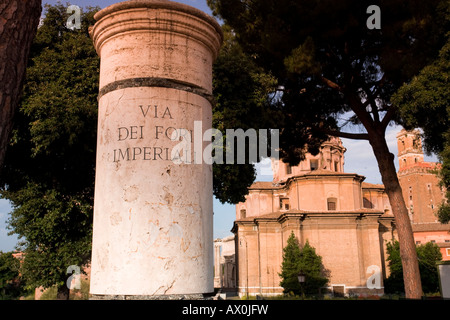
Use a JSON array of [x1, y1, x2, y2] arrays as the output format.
[[0, 0, 42, 172], [368, 129, 423, 299], [56, 284, 70, 300]]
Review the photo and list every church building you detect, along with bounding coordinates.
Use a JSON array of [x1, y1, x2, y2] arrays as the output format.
[[232, 136, 396, 297], [216, 131, 449, 298]]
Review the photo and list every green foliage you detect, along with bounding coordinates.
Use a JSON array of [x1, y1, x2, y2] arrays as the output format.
[[417, 242, 443, 293], [0, 4, 100, 293], [385, 241, 443, 294], [279, 232, 328, 295], [284, 37, 321, 75], [393, 33, 450, 223], [212, 26, 279, 204], [298, 240, 329, 294], [71, 278, 90, 300], [208, 0, 449, 163], [279, 232, 302, 294], [213, 163, 256, 204], [38, 285, 58, 300], [384, 241, 406, 293], [0, 252, 28, 299], [38, 278, 90, 300], [437, 201, 450, 224], [393, 36, 450, 155]]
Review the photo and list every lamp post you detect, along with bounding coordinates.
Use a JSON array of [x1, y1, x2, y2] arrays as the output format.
[[298, 271, 306, 299]]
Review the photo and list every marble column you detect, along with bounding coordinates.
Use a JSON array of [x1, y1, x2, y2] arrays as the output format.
[[89, 0, 222, 298]]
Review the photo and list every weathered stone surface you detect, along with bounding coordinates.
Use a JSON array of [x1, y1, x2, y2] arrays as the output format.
[[89, 0, 222, 297]]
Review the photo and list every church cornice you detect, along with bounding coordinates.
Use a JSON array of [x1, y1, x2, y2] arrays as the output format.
[[233, 209, 387, 226], [248, 170, 367, 192]]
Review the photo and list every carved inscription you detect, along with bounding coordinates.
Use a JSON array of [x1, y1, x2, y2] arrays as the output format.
[[112, 105, 184, 163]]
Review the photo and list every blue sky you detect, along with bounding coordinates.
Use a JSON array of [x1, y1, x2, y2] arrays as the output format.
[[0, 0, 439, 252], [42, 0, 212, 13]]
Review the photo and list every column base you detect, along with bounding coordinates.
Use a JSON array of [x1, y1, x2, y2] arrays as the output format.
[[89, 292, 215, 300]]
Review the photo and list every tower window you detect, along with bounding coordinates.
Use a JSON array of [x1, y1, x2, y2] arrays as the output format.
[[310, 159, 318, 171], [280, 198, 290, 211], [363, 197, 373, 209], [286, 164, 292, 175], [327, 197, 337, 211], [240, 209, 246, 219]]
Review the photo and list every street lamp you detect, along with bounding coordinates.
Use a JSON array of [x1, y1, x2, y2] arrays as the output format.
[[298, 271, 306, 299]]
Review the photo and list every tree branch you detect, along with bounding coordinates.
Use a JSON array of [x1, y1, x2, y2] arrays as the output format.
[[345, 89, 375, 133], [320, 76, 343, 92], [362, 83, 380, 123], [380, 106, 396, 130], [320, 128, 370, 140]]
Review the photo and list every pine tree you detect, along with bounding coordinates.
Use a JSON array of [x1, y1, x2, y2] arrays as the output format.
[[279, 232, 302, 294], [279, 233, 329, 296], [299, 240, 329, 295]]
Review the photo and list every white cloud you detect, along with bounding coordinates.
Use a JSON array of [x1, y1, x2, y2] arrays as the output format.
[[340, 124, 404, 184]]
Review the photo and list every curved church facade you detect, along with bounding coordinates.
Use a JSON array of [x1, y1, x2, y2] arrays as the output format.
[[232, 137, 396, 297]]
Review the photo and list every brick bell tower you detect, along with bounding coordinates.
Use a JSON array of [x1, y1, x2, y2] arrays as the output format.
[[397, 129, 424, 171], [396, 129, 444, 223]]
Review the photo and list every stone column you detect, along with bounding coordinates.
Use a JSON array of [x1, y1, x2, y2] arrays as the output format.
[[213, 240, 222, 288], [89, 0, 222, 298]]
